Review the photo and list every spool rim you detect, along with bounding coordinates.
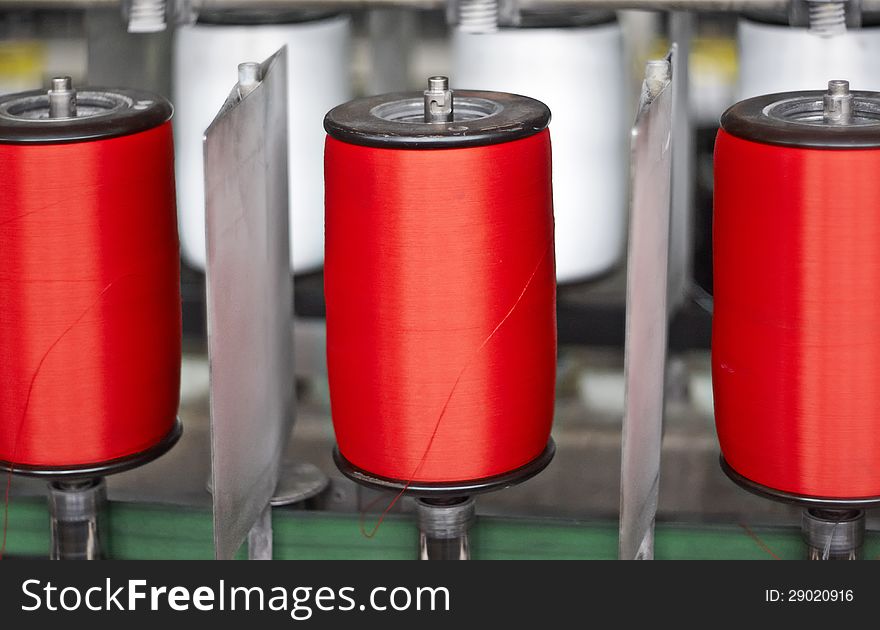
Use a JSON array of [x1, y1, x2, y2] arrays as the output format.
[[511, 9, 616, 28], [195, 8, 342, 25], [0, 87, 172, 145], [324, 89, 551, 149], [721, 89, 880, 149], [333, 438, 556, 498], [740, 11, 880, 28], [0, 418, 183, 480], [720, 455, 880, 509]]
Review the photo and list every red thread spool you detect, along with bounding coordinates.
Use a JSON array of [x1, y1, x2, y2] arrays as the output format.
[[713, 83, 880, 504], [324, 88, 556, 491], [0, 84, 182, 474]]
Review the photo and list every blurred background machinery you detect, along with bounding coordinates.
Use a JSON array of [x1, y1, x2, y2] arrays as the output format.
[[2, 0, 879, 559]]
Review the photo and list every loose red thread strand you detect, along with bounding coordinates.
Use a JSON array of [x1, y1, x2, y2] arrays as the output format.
[[714, 131, 880, 500], [1, 279, 124, 559], [0, 270, 162, 557], [738, 523, 781, 560], [357, 242, 553, 538]]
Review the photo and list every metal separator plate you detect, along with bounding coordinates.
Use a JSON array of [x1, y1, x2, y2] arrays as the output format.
[[618, 49, 676, 561], [205, 48, 293, 560]]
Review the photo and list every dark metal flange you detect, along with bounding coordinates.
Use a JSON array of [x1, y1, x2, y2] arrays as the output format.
[[0, 418, 182, 480], [720, 456, 880, 510], [334, 438, 556, 498]]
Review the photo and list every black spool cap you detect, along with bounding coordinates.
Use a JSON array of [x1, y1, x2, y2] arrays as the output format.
[[324, 89, 551, 150], [721, 86, 880, 149], [333, 439, 556, 498], [0, 86, 172, 145]]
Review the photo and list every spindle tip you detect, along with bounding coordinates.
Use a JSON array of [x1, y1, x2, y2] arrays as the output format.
[[424, 75, 454, 124], [827, 79, 850, 95], [824, 78, 853, 125], [427, 76, 449, 92], [47, 75, 77, 119], [50, 76, 72, 93], [237, 62, 262, 98]]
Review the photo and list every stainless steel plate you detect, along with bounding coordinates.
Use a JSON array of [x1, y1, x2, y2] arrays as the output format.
[[619, 48, 675, 561], [204, 48, 292, 560]]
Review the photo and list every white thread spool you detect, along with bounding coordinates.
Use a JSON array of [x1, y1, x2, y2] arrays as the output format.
[[738, 16, 880, 100], [452, 14, 628, 283], [173, 11, 352, 273]]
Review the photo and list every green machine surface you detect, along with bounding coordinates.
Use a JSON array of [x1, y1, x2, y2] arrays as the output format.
[[3, 498, 876, 560]]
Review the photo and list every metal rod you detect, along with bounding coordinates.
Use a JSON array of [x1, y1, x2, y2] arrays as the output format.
[[237, 62, 262, 99], [824, 79, 854, 125], [424, 75, 453, 123], [48, 76, 77, 119], [667, 11, 694, 311], [48, 478, 108, 560], [416, 497, 475, 560]]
